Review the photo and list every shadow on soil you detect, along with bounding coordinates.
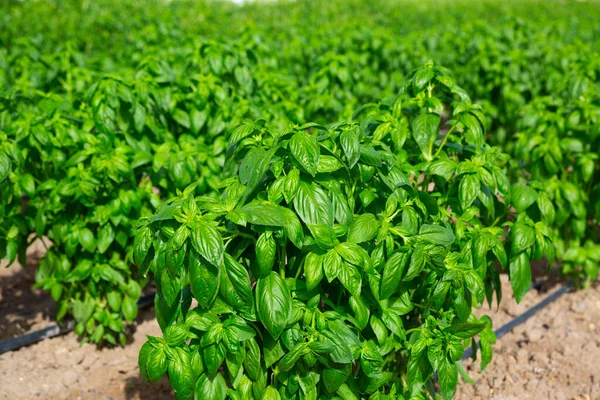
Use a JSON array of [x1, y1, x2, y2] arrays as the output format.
[[124, 375, 172, 400], [0, 250, 55, 342]]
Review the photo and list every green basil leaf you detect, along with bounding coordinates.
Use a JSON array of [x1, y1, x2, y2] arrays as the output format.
[[256, 232, 277, 277], [297, 371, 320, 395], [459, 174, 479, 210], [244, 338, 261, 381], [338, 262, 362, 297], [191, 221, 224, 267], [256, 272, 292, 339], [165, 325, 188, 347], [97, 224, 115, 254], [146, 346, 167, 382], [536, 192, 556, 225], [242, 203, 303, 248], [461, 113, 484, 146], [133, 225, 153, 273], [0, 152, 10, 182], [195, 373, 227, 400], [190, 107, 207, 134], [323, 365, 351, 393], [322, 330, 354, 364], [349, 295, 369, 330], [240, 147, 274, 193], [293, 180, 334, 227], [428, 158, 457, 180], [360, 341, 384, 378], [304, 251, 324, 291], [509, 252, 532, 303], [510, 222, 535, 254], [79, 228, 96, 253], [407, 355, 424, 396], [323, 249, 342, 282], [336, 242, 368, 267], [416, 224, 455, 246], [359, 146, 382, 167], [412, 113, 440, 160], [336, 383, 359, 400], [260, 386, 281, 400], [203, 340, 227, 376], [347, 213, 378, 244], [283, 168, 300, 203], [479, 316, 496, 371], [122, 295, 138, 323], [511, 183, 538, 213], [317, 155, 344, 173], [222, 254, 254, 315], [438, 358, 458, 400], [340, 128, 360, 168], [380, 252, 409, 300], [263, 336, 285, 370], [307, 223, 336, 249], [139, 342, 152, 382], [444, 322, 486, 339], [404, 247, 425, 281], [189, 250, 220, 309], [278, 342, 308, 372], [290, 131, 320, 176], [167, 348, 195, 399]]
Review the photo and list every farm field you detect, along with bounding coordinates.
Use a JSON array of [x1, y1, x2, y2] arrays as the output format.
[[1, 0, 599, 399], [2, 247, 599, 399]]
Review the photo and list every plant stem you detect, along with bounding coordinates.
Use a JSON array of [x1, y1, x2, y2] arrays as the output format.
[[434, 125, 456, 159], [279, 242, 286, 279]]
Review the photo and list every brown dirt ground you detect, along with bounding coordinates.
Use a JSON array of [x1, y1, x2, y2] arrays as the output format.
[[1, 246, 599, 399], [456, 274, 600, 400]]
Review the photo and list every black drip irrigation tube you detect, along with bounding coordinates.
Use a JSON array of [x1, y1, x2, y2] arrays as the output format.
[[0, 281, 573, 356], [463, 282, 573, 360], [0, 292, 156, 355]]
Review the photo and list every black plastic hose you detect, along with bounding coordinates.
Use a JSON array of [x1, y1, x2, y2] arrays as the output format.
[[0, 292, 156, 355], [463, 283, 572, 360], [0, 282, 573, 356]]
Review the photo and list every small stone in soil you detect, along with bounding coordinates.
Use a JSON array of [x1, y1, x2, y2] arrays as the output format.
[[526, 327, 544, 342], [517, 348, 529, 364], [570, 302, 586, 313], [62, 370, 79, 387], [533, 352, 549, 365]]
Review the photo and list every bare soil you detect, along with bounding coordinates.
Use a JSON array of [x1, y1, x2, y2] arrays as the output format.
[[0, 243, 171, 400], [0, 244, 54, 342], [456, 274, 600, 400], [1, 247, 599, 399]]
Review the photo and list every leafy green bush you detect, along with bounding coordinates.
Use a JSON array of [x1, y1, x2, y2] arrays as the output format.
[[0, 88, 162, 344], [1, 0, 598, 354], [0, 33, 299, 344], [0, 130, 31, 266], [509, 63, 600, 286], [133, 65, 551, 399]]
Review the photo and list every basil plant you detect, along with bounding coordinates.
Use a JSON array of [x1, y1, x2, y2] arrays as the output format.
[[134, 64, 550, 399]]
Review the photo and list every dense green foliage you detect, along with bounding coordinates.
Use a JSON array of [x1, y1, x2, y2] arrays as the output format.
[[0, 0, 598, 397], [134, 64, 552, 399]]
